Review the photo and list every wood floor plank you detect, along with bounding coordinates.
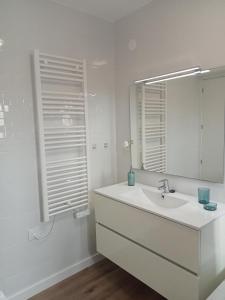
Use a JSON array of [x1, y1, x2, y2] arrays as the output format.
[[30, 259, 166, 300]]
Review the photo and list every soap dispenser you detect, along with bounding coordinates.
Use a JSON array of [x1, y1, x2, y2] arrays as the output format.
[[128, 167, 135, 186]]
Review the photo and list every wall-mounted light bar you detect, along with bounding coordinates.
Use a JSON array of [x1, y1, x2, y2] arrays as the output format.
[[135, 67, 210, 85], [145, 71, 197, 85]]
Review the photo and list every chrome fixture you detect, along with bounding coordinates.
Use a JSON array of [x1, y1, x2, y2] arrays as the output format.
[[158, 179, 170, 198]]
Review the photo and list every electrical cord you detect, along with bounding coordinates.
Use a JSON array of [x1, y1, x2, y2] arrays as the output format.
[[33, 216, 56, 241]]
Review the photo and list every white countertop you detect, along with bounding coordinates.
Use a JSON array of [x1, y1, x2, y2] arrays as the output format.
[[95, 182, 225, 230]]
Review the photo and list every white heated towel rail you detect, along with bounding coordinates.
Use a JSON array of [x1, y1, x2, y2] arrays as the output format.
[[141, 83, 167, 172], [33, 50, 89, 222]]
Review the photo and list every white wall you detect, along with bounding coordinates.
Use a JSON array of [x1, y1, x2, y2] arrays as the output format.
[[115, 0, 225, 201], [2, 0, 225, 298], [0, 0, 116, 298]]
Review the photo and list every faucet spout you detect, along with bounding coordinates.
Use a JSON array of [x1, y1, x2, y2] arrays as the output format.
[[158, 179, 170, 197]]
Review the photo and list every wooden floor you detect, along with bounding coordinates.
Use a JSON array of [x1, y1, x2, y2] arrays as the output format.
[[30, 259, 166, 300]]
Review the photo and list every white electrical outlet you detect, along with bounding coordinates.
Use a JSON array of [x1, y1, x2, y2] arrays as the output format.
[[28, 221, 54, 241], [28, 226, 42, 241], [28, 229, 36, 241]]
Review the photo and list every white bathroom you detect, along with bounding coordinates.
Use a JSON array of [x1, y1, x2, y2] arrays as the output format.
[[1, 1, 225, 299]]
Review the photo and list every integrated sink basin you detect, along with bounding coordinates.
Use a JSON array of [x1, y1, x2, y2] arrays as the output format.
[[121, 187, 188, 209], [143, 189, 188, 208]]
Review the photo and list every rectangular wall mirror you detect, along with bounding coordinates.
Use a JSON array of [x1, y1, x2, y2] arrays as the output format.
[[130, 66, 225, 183]]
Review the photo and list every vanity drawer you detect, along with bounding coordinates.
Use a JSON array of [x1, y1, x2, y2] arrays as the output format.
[[96, 223, 199, 300], [95, 194, 200, 274]]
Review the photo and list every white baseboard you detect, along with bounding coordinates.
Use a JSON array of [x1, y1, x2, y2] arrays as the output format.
[[8, 253, 102, 300]]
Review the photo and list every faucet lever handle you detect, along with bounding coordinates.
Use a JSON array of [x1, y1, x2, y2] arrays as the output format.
[[159, 178, 168, 183]]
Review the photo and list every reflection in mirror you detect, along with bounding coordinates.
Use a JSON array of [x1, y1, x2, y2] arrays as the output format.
[[130, 67, 225, 183]]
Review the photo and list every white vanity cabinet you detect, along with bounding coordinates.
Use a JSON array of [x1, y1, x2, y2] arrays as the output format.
[[94, 193, 225, 300]]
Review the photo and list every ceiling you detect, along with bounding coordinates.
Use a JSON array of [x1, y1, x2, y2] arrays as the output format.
[[49, 0, 153, 23]]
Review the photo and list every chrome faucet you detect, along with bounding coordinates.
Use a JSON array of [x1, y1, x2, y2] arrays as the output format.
[[158, 179, 170, 198]]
